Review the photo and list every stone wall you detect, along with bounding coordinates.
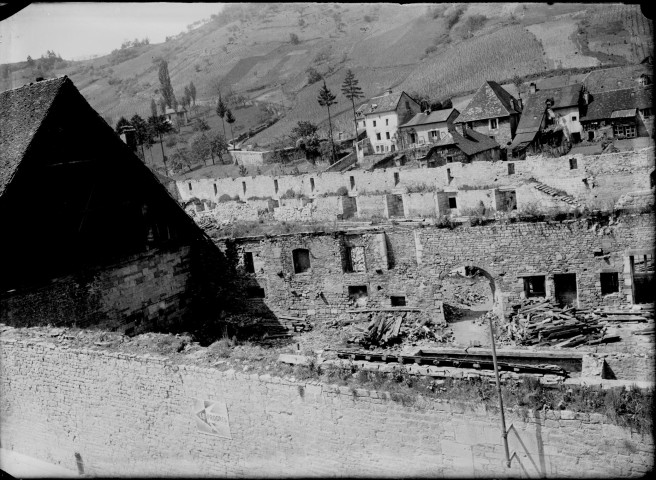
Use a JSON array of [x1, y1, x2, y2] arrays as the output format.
[[0, 247, 195, 335], [176, 148, 654, 214], [273, 197, 345, 222], [215, 214, 654, 321], [0, 338, 652, 477]]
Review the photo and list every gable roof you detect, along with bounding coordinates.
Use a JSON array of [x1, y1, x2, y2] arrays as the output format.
[[399, 108, 459, 129], [357, 91, 415, 116], [514, 83, 583, 138], [454, 81, 519, 123], [581, 86, 652, 122], [429, 128, 499, 157], [0, 76, 69, 198]]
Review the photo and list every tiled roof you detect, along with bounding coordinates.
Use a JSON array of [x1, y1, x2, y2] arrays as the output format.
[[581, 86, 652, 122], [0, 76, 69, 197], [514, 84, 582, 137], [358, 91, 407, 115], [454, 81, 519, 123], [399, 108, 458, 128], [429, 127, 499, 157]]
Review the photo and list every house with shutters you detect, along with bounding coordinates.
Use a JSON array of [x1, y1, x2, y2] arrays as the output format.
[[0, 76, 226, 334], [453, 81, 521, 153], [509, 83, 585, 157], [397, 108, 460, 148], [419, 126, 500, 167], [579, 86, 653, 141], [357, 89, 421, 154]]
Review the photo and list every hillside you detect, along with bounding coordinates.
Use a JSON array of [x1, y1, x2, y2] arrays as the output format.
[[1, 2, 652, 148]]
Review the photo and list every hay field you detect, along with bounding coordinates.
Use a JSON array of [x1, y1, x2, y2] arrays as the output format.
[[527, 19, 600, 70]]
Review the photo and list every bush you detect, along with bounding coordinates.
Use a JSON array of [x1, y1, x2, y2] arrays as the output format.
[[435, 214, 457, 229], [336, 186, 349, 196], [290, 33, 300, 45], [445, 5, 467, 30], [425, 45, 438, 55], [280, 188, 297, 199], [306, 67, 322, 85], [218, 194, 234, 203]]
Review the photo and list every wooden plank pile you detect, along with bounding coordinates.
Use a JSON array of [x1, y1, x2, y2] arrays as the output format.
[[499, 298, 613, 347]]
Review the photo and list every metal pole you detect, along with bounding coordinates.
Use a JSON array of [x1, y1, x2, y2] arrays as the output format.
[[488, 314, 512, 468]]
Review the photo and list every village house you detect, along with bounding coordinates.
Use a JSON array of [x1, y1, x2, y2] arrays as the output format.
[[579, 86, 653, 141], [0, 76, 227, 334], [357, 89, 422, 154], [398, 108, 460, 148], [164, 105, 189, 126], [454, 81, 521, 154], [419, 126, 501, 167], [509, 83, 585, 157]]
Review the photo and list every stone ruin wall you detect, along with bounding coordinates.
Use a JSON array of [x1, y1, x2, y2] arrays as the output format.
[[0, 337, 651, 478], [177, 148, 654, 217], [214, 214, 654, 325]]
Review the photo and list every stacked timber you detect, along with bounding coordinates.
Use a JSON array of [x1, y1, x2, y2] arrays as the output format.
[[499, 298, 613, 347]]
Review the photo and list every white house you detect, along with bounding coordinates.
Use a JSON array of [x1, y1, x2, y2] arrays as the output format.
[[397, 108, 460, 148], [164, 106, 189, 126], [357, 90, 421, 154]]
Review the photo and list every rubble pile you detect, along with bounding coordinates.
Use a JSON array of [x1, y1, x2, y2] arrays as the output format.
[[494, 298, 620, 347], [331, 311, 453, 348]]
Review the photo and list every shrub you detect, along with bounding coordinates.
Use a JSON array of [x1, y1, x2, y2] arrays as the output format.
[[425, 45, 438, 55], [336, 186, 349, 196], [306, 67, 322, 85], [280, 188, 297, 199], [435, 214, 456, 229], [218, 194, 234, 203], [290, 33, 300, 45], [445, 5, 467, 30]]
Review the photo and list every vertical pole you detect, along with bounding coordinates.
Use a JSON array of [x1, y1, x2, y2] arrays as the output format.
[[488, 314, 511, 468]]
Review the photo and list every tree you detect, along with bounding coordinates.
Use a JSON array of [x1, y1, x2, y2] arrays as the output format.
[[225, 109, 236, 149], [290, 121, 318, 140], [158, 60, 175, 108], [184, 86, 191, 108], [27, 55, 34, 67], [296, 134, 321, 163], [216, 93, 228, 142], [148, 115, 174, 173], [512, 74, 523, 102], [290, 33, 300, 45], [306, 67, 322, 85], [115, 116, 131, 134], [317, 80, 337, 164], [189, 81, 197, 105], [190, 132, 212, 165], [158, 97, 167, 115], [210, 133, 229, 164], [193, 118, 210, 132], [130, 114, 152, 161], [150, 98, 158, 118], [341, 69, 365, 139]]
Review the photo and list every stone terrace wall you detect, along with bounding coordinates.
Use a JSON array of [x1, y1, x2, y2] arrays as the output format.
[[0, 247, 195, 335], [0, 338, 651, 477], [216, 214, 654, 321], [176, 148, 654, 208]]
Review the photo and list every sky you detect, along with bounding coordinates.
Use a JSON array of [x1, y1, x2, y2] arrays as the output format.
[[0, 2, 225, 64]]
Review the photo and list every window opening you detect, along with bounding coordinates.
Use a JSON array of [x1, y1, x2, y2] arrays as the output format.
[[490, 118, 498, 129], [292, 248, 311, 274], [569, 158, 578, 170], [274, 179, 279, 194], [600, 272, 619, 295], [508, 163, 515, 175], [310, 178, 315, 192], [242, 182, 247, 195], [523, 275, 546, 298], [448, 196, 457, 209], [246, 286, 265, 298], [243, 252, 255, 273], [391, 296, 406, 307], [348, 285, 368, 308], [393, 172, 400, 186], [188, 183, 192, 191], [213, 184, 217, 195], [350, 176, 355, 190], [554, 273, 578, 307], [344, 246, 366, 273]]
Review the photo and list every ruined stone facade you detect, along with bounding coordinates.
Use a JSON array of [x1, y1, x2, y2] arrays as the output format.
[[214, 214, 654, 322]]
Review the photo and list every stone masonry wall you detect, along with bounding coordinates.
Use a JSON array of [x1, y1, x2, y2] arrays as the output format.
[[0, 338, 651, 477], [215, 214, 654, 322], [0, 247, 194, 335], [176, 149, 654, 214]]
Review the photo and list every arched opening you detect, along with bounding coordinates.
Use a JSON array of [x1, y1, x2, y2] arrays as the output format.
[[442, 265, 498, 347]]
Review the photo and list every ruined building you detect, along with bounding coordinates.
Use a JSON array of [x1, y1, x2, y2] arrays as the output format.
[[0, 77, 226, 334]]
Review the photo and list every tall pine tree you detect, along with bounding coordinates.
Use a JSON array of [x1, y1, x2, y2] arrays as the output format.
[[158, 60, 175, 108], [225, 109, 236, 149], [150, 98, 158, 118], [317, 80, 337, 164], [189, 81, 197, 105], [216, 93, 228, 142], [341, 69, 365, 140]]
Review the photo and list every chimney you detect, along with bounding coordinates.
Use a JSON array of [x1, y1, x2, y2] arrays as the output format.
[[529, 82, 536, 94], [119, 125, 138, 153]]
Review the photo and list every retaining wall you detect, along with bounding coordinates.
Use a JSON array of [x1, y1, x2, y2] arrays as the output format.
[[0, 338, 652, 478]]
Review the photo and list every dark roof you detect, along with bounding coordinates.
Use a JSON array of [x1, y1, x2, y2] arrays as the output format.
[[358, 91, 415, 115], [514, 84, 582, 137], [583, 64, 653, 93], [0, 77, 68, 197], [399, 108, 458, 128], [454, 81, 519, 123], [581, 86, 652, 122], [428, 128, 499, 157]]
